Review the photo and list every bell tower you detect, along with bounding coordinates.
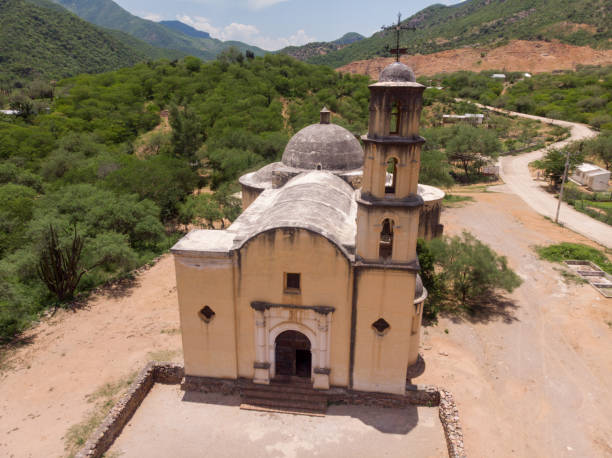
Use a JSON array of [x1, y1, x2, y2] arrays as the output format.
[[351, 62, 426, 395], [356, 61, 425, 265]]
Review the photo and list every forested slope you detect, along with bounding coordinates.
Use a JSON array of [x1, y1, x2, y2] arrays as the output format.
[[0, 0, 148, 83], [305, 0, 611, 67], [0, 54, 371, 343]]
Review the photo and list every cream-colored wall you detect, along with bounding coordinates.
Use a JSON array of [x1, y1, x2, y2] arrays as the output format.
[[352, 268, 416, 394], [174, 254, 238, 379], [361, 141, 422, 199], [356, 205, 420, 263], [241, 185, 262, 210], [408, 300, 424, 364], [235, 228, 353, 387]]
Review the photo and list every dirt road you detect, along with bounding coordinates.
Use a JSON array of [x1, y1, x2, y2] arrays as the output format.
[[473, 104, 611, 248], [416, 190, 612, 457]]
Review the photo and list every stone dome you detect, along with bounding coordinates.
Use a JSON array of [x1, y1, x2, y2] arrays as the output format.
[[414, 273, 427, 303], [281, 110, 364, 171], [379, 62, 416, 83]]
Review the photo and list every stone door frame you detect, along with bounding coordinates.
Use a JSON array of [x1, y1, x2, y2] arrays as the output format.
[[251, 301, 333, 390]]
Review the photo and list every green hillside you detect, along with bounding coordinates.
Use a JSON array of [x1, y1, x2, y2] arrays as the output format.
[[0, 0, 150, 83], [278, 32, 364, 61], [47, 0, 268, 58], [306, 0, 611, 67], [0, 54, 371, 342], [332, 32, 365, 45]]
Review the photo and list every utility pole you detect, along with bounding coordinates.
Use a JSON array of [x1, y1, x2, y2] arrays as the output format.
[[555, 148, 571, 223]]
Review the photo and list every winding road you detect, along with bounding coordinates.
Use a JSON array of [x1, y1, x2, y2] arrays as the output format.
[[475, 104, 611, 248]]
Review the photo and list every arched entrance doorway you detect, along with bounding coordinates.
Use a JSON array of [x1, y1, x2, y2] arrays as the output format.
[[274, 330, 312, 379]]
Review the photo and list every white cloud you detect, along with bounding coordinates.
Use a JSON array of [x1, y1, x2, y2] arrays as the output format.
[[177, 14, 315, 51], [177, 15, 221, 37], [142, 13, 163, 22], [247, 0, 288, 10]]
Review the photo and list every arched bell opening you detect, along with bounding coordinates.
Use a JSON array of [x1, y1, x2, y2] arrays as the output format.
[[389, 100, 401, 135], [385, 157, 398, 194], [274, 330, 312, 379], [379, 218, 394, 260]]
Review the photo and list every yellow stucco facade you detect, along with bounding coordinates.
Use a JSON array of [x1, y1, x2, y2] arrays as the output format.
[[173, 62, 429, 395]]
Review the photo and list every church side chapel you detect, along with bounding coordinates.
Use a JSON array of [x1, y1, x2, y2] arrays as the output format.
[[172, 60, 444, 403]]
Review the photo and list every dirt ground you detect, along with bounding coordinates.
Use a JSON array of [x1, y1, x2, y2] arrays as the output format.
[[108, 384, 446, 458], [338, 40, 612, 78], [0, 257, 182, 458], [1, 188, 611, 457], [414, 188, 612, 457]]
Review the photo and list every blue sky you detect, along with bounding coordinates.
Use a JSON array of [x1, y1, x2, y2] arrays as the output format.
[[114, 0, 462, 51]]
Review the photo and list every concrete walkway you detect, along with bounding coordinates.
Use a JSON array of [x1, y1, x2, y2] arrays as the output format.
[[475, 103, 611, 248]]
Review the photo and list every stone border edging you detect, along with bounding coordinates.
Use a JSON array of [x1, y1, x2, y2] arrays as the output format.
[[439, 389, 466, 458], [75, 362, 184, 458], [76, 363, 466, 458]]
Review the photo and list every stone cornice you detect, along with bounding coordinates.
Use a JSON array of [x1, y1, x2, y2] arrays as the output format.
[[250, 301, 335, 315]]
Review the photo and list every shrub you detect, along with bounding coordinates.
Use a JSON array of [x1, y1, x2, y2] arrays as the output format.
[[536, 243, 612, 274], [428, 232, 522, 304]]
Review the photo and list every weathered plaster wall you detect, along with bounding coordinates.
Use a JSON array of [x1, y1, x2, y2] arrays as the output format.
[[236, 228, 353, 387], [240, 184, 261, 210], [355, 204, 421, 263], [174, 254, 238, 379], [419, 200, 444, 240], [352, 268, 417, 394]]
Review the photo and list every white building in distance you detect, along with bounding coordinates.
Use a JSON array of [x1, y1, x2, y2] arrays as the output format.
[[572, 163, 610, 192]]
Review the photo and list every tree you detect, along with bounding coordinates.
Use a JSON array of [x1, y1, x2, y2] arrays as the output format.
[[533, 147, 584, 188], [37, 225, 102, 302], [416, 238, 445, 320], [428, 232, 522, 305], [583, 133, 612, 170], [169, 105, 204, 166], [0, 184, 37, 256], [446, 125, 500, 179], [9, 92, 35, 119]]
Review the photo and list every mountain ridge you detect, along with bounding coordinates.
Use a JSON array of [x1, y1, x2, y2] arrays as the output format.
[[283, 0, 611, 68], [159, 20, 211, 39], [0, 0, 154, 83], [46, 0, 267, 59], [278, 32, 364, 61]]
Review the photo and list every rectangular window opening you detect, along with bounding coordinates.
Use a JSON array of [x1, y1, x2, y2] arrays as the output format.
[[285, 273, 301, 293]]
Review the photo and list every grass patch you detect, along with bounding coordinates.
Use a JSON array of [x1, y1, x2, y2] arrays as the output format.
[[147, 349, 181, 361], [536, 242, 612, 274], [64, 372, 137, 457], [554, 267, 588, 285], [443, 194, 475, 207]]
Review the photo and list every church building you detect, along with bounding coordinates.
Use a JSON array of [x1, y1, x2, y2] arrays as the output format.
[[172, 62, 443, 396]]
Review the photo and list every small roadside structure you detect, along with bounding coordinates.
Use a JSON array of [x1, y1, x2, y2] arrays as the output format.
[[564, 261, 612, 298], [442, 113, 484, 125], [571, 163, 610, 192]]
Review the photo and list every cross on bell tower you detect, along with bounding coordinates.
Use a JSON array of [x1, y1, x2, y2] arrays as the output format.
[[381, 12, 414, 62]]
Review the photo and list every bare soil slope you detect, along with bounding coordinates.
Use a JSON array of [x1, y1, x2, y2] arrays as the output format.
[[416, 190, 612, 457], [0, 257, 181, 458], [338, 40, 612, 78]]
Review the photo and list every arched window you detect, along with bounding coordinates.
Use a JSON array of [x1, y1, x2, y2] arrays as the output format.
[[389, 101, 400, 134], [385, 157, 398, 194], [379, 218, 394, 260]]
